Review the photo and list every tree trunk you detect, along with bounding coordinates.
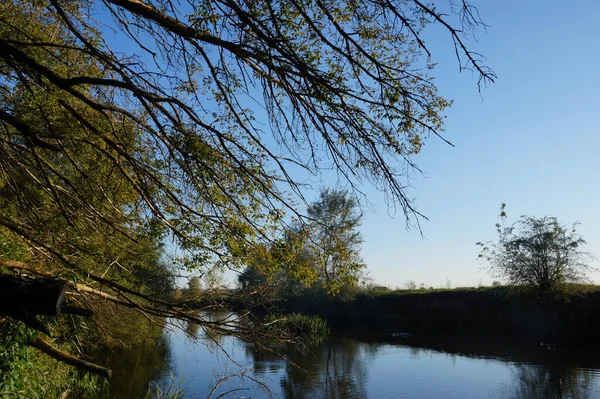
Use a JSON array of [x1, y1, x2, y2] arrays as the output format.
[[0, 274, 67, 316]]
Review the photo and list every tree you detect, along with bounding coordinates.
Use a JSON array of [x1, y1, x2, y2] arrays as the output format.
[[203, 267, 224, 291], [239, 189, 364, 296], [0, 0, 493, 373], [238, 267, 266, 291], [478, 205, 594, 290], [303, 188, 365, 294], [186, 277, 202, 300]]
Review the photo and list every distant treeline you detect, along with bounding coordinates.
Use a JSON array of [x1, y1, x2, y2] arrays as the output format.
[[234, 285, 600, 347]]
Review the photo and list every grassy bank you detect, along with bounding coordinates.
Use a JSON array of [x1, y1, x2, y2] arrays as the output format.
[[259, 285, 600, 346]]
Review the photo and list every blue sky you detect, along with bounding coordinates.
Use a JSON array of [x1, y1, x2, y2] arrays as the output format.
[[95, 1, 600, 288], [358, 0, 600, 287]]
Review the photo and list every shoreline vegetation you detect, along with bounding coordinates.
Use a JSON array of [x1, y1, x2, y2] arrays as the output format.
[[221, 284, 600, 349]]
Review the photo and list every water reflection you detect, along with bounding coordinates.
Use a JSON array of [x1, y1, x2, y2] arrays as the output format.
[[241, 338, 374, 398], [185, 320, 200, 337], [494, 363, 596, 399], [100, 335, 171, 399], [243, 338, 600, 399], [105, 314, 600, 399], [183, 312, 233, 351], [279, 338, 376, 399]]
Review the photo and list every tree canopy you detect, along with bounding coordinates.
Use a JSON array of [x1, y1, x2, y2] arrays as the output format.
[[0, 0, 493, 372], [304, 188, 365, 294], [238, 188, 365, 296]]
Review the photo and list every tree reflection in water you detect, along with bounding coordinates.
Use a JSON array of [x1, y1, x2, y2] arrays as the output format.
[[185, 312, 229, 351], [103, 314, 600, 399], [494, 363, 596, 399], [185, 320, 201, 337], [100, 334, 172, 399], [246, 337, 378, 399]]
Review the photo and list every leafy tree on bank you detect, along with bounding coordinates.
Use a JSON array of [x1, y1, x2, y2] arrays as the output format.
[[478, 204, 595, 291], [238, 226, 318, 297], [238, 266, 266, 291], [304, 188, 365, 294], [0, 0, 493, 374], [238, 189, 365, 296], [186, 277, 202, 299]]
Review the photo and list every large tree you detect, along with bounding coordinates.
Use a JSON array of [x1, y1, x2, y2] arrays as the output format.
[[0, 0, 493, 373], [305, 188, 365, 294], [238, 188, 365, 295]]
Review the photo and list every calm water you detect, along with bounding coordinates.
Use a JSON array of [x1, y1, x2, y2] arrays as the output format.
[[108, 313, 600, 399]]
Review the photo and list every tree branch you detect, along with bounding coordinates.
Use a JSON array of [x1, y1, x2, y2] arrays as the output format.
[[31, 337, 112, 377]]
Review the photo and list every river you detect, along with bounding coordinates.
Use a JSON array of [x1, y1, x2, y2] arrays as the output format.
[[106, 313, 600, 398]]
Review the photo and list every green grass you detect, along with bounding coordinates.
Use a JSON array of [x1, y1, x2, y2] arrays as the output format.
[[145, 376, 187, 399], [264, 313, 329, 341], [361, 283, 600, 298]]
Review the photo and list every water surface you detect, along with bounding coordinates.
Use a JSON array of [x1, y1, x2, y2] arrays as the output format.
[[109, 314, 600, 398]]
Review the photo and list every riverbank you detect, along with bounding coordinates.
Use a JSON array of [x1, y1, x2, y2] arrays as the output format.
[[238, 285, 600, 347]]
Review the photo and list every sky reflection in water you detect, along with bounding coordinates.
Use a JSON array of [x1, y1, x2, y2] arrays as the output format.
[[148, 316, 600, 399]]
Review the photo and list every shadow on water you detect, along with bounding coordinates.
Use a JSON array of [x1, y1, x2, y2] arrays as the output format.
[[98, 334, 171, 399]]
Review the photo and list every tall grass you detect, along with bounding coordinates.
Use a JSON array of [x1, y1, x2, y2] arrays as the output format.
[[145, 376, 187, 399], [265, 313, 329, 341]]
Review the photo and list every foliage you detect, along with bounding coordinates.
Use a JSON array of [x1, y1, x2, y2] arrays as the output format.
[[303, 188, 366, 294], [203, 267, 224, 291], [0, 319, 105, 399], [87, 304, 166, 350], [0, 319, 37, 397], [187, 277, 201, 298], [0, 0, 493, 285], [145, 377, 187, 399], [237, 266, 266, 291], [478, 205, 595, 290], [134, 260, 177, 302], [239, 189, 366, 296], [280, 284, 600, 346], [0, 0, 492, 385]]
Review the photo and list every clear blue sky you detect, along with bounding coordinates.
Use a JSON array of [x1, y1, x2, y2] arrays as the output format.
[[358, 0, 600, 288]]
